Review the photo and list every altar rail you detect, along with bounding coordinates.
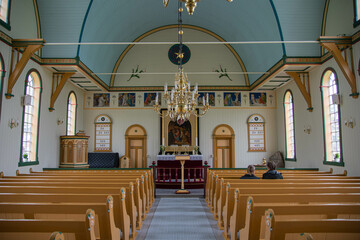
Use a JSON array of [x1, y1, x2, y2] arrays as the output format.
[[151, 166, 210, 192]]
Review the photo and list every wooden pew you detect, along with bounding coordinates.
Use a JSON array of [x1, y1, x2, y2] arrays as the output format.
[[0, 187, 134, 239], [214, 179, 360, 227], [0, 195, 121, 240], [49, 232, 65, 240], [213, 179, 360, 228], [207, 170, 351, 205], [0, 177, 146, 223], [227, 192, 360, 240], [238, 197, 360, 240], [0, 209, 96, 240], [262, 209, 360, 240], [15, 170, 155, 207]]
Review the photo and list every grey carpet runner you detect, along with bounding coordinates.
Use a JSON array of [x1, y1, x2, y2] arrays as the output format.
[[139, 198, 222, 240]]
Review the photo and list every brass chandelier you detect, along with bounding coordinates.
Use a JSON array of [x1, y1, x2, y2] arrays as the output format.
[[154, 1, 210, 125], [163, 0, 233, 15]]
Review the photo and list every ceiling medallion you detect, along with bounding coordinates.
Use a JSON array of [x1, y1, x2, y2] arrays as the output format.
[[163, 0, 233, 15]]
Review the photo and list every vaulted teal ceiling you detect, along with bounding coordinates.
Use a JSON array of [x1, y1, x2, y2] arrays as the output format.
[[37, 0, 327, 87]]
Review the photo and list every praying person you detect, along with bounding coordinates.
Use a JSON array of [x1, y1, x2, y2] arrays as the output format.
[[240, 165, 260, 179]]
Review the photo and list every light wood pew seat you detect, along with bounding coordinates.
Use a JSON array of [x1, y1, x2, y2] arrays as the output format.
[[235, 198, 360, 240], [0, 196, 121, 240], [0, 209, 96, 240], [262, 209, 360, 240]]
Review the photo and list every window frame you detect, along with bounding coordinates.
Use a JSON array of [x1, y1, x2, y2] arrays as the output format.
[[0, 0, 11, 30], [19, 69, 42, 167], [283, 90, 296, 161], [0, 53, 4, 123], [66, 91, 77, 136], [320, 68, 344, 166]]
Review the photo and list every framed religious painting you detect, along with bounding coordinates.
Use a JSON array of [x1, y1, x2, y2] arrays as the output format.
[[118, 93, 136, 107], [160, 109, 199, 153], [223, 92, 241, 106], [250, 92, 267, 106], [144, 93, 160, 107], [198, 92, 215, 106], [93, 93, 110, 107]]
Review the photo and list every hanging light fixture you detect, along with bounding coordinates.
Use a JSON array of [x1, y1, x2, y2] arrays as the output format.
[[154, 1, 210, 125], [163, 0, 233, 15]]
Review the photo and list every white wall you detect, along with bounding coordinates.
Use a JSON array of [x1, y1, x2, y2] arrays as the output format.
[[83, 105, 278, 168], [0, 41, 84, 176], [276, 45, 360, 176]]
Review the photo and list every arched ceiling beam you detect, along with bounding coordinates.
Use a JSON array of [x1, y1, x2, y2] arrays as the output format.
[[110, 24, 249, 87], [76, 0, 94, 57], [269, 0, 286, 57]]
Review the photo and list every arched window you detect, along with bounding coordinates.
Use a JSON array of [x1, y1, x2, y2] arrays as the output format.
[[66, 92, 77, 135], [0, 0, 11, 30], [321, 69, 343, 165], [284, 90, 296, 161], [20, 70, 42, 166]]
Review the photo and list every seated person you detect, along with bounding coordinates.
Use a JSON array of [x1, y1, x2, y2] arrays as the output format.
[[240, 165, 260, 179], [262, 161, 283, 179]]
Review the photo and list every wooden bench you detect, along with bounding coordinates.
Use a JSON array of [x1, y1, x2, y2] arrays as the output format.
[[0, 208, 96, 240], [212, 179, 360, 228], [227, 192, 360, 240], [14, 170, 155, 207], [0, 184, 137, 237], [262, 209, 360, 240], [49, 232, 65, 240], [213, 179, 360, 226], [0, 177, 147, 221], [238, 198, 360, 240], [0, 195, 120, 240]]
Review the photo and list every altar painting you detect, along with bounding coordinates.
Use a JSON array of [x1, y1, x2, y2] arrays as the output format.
[[223, 92, 241, 106], [168, 121, 191, 146]]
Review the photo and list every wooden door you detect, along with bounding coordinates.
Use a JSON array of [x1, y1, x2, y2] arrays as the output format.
[[125, 125, 147, 168], [212, 124, 235, 168]]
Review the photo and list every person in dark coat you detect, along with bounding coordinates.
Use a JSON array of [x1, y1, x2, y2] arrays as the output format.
[[262, 161, 283, 179], [240, 165, 260, 179]]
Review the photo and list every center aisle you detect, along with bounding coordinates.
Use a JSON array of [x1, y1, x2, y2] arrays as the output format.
[[137, 197, 223, 240]]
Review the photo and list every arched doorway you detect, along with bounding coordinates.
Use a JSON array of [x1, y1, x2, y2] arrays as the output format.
[[125, 124, 147, 168], [212, 124, 235, 168]]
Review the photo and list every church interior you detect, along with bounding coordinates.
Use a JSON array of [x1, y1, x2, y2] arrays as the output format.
[[0, 0, 360, 239]]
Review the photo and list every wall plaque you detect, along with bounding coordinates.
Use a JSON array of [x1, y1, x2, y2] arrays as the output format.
[[94, 114, 112, 152], [248, 114, 265, 152]]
